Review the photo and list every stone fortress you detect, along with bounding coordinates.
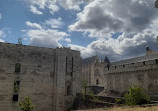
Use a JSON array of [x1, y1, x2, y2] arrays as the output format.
[[82, 46, 158, 98], [0, 42, 158, 111], [0, 42, 81, 111]]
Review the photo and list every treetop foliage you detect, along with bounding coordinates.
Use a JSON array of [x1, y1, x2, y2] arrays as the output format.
[[19, 97, 34, 111], [124, 86, 150, 106]]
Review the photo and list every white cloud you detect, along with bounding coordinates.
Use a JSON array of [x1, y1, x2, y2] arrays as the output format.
[[25, 21, 42, 29], [23, 0, 158, 61], [64, 38, 71, 42], [0, 30, 4, 37], [48, 3, 59, 14], [0, 39, 4, 42], [0, 30, 7, 38], [23, 38, 28, 41], [25, 0, 59, 14], [0, 30, 5, 42], [28, 29, 68, 48], [0, 13, 1, 20], [57, 0, 84, 10], [24, 0, 87, 14], [69, 0, 158, 38], [69, 28, 158, 61], [45, 18, 63, 29], [26, 0, 47, 9], [68, 43, 95, 58], [67, 0, 158, 61], [25, 20, 68, 48], [29, 5, 43, 15]]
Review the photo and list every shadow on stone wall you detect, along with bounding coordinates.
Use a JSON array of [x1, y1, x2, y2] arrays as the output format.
[[71, 93, 124, 110]]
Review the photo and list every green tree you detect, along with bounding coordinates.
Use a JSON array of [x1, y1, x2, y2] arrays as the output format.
[[81, 80, 88, 95], [19, 97, 34, 111], [124, 86, 150, 106]]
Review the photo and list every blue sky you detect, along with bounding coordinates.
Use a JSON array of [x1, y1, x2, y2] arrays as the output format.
[[0, 0, 158, 61]]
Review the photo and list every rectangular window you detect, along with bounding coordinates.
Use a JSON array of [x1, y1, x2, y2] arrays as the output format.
[[67, 85, 71, 95], [15, 63, 21, 73], [12, 95, 18, 101], [17, 81, 20, 86], [71, 72, 73, 77], [14, 81, 20, 93], [14, 81, 20, 87]]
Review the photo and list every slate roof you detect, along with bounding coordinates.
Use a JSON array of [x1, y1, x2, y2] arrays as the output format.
[[111, 53, 158, 66], [82, 56, 97, 64]]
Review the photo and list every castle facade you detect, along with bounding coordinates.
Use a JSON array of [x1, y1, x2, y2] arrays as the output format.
[[0, 42, 158, 111], [0, 42, 81, 111], [82, 47, 158, 98]]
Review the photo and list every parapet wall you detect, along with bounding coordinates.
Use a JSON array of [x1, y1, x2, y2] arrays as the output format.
[[105, 59, 158, 74], [104, 58, 158, 96]]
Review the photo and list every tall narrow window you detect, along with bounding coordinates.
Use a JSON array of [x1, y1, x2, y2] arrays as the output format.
[[96, 79, 99, 85], [66, 81, 72, 96], [67, 85, 71, 95], [14, 80, 20, 94], [14, 81, 20, 87], [15, 63, 21, 73]]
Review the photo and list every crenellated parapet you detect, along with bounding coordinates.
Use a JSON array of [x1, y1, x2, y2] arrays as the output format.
[[104, 49, 158, 75], [105, 59, 158, 75], [0, 42, 80, 62]]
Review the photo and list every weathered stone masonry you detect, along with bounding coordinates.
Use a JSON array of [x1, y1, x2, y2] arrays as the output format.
[[0, 42, 81, 111], [104, 52, 158, 96], [82, 47, 158, 98], [1, 42, 158, 111]]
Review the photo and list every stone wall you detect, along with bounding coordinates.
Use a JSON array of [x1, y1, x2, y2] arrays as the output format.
[[104, 58, 158, 96], [82, 51, 158, 99], [0, 43, 55, 111], [0, 42, 81, 111], [82, 56, 105, 87]]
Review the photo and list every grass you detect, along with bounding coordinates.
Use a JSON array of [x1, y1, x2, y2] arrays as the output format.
[[77, 105, 158, 111]]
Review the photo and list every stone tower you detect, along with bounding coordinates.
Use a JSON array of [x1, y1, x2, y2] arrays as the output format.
[[0, 42, 82, 111]]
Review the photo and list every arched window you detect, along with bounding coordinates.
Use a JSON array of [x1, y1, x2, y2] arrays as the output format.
[[94, 69, 100, 75], [96, 79, 99, 85]]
